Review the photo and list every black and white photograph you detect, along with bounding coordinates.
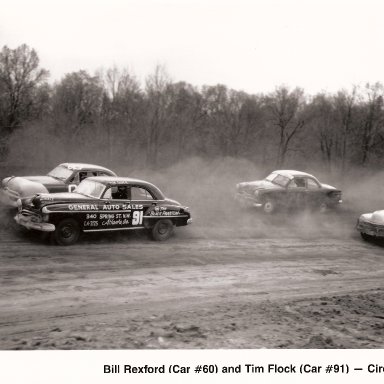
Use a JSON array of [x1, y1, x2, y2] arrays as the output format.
[[0, 0, 384, 382]]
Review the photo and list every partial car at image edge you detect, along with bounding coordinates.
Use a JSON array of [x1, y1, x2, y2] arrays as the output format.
[[356, 210, 384, 241], [0, 162, 116, 207]]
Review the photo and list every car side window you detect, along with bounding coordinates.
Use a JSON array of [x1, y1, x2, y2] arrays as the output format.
[[111, 185, 130, 200], [131, 187, 154, 200], [71, 171, 98, 183], [288, 178, 306, 189], [68, 172, 79, 183], [307, 178, 320, 189]]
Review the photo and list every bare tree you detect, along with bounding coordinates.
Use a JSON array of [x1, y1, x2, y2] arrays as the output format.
[[334, 87, 357, 171], [0, 44, 49, 158], [100, 66, 144, 162], [306, 93, 340, 171], [265, 86, 306, 168], [145, 65, 171, 167], [51, 70, 104, 137], [358, 83, 384, 165]]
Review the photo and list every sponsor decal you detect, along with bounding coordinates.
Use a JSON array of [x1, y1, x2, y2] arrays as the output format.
[[150, 210, 180, 216], [67, 165, 82, 170], [82, 210, 143, 228]]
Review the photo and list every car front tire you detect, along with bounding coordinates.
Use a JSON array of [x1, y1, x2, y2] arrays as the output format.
[[151, 219, 174, 241], [53, 218, 80, 246], [360, 232, 373, 242], [263, 198, 276, 214], [319, 202, 328, 213]]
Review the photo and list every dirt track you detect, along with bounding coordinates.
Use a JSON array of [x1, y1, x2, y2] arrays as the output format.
[[0, 209, 383, 350]]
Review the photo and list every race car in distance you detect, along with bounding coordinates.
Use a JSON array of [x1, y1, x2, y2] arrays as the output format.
[[15, 176, 192, 245], [235, 170, 342, 214], [356, 210, 384, 241], [0, 163, 116, 207]]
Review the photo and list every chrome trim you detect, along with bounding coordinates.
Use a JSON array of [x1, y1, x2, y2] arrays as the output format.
[[143, 215, 189, 218], [14, 214, 55, 232], [83, 226, 145, 232]]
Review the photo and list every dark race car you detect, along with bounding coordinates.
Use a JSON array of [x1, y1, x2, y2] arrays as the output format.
[[235, 170, 342, 214], [0, 163, 116, 207], [15, 176, 192, 245]]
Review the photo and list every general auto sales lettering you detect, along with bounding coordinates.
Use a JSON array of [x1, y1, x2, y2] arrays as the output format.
[[102, 204, 143, 210], [69, 204, 98, 210]]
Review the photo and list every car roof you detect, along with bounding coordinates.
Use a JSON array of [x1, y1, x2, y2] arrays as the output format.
[[85, 176, 165, 199], [272, 170, 318, 180], [60, 163, 115, 174]]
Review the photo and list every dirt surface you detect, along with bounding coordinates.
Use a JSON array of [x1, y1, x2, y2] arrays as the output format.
[[0, 207, 383, 350]]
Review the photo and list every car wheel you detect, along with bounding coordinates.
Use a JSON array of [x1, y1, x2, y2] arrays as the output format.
[[263, 198, 276, 214], [151, 219, 174, 241], [360, 232, 373, 242], [53, 218, 80, 246]]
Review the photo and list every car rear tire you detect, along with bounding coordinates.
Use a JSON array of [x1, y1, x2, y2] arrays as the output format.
[[151, 219, 174, 241], [262, 198, 276, 214], [53, 218, 80, 246]]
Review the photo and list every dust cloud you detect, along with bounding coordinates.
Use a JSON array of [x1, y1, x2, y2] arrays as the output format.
[[1, 156, 383, 242], [113, 157, 378, 241]]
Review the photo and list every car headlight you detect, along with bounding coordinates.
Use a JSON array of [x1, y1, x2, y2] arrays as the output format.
[[16, 198, 22, 212], [254, 190, 260, 198]]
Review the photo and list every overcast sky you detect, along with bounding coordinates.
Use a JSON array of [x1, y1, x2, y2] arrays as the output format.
[[0, 0, 383, 94]]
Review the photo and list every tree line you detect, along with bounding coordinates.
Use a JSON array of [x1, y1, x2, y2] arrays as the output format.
[[1, 44, 384, 172]]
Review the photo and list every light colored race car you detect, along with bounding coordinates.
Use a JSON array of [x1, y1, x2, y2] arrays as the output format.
[[235, 170, 342, 214], [0, 163, 116, 207], [356, 210, 384, 241]]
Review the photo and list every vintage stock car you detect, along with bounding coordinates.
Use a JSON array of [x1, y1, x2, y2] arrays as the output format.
[[0, 163, 116, 207], [356, 209, 384, 241], [235, 170, 342, 214], [15, 176, 192, 245]]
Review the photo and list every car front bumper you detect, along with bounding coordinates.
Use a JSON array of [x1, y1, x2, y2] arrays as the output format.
[[0, 188, 19, 207], [235, 193, 262, 208], [356, 220, 384, 237], [15, 213, 55, 232]]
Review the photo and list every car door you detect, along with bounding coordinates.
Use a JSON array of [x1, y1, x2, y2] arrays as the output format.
[[95, 184, 133, 230], [286, 177, 307, 208], [129, 185, 157, 228], [303, 177, 322, 207]]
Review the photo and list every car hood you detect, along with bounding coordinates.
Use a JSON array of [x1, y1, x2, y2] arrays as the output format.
[[237, 179, 281, 192], [320, 183, 336, 190], [28, 192, 91, 209], [2, 176, 54, 197], [24, 175, 63, 184], [360, 210, 384, 225]]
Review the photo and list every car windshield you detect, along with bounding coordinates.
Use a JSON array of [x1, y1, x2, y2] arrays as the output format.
[[48, 165, 73, 181], [75, 180, 105, 198], [266, 173, 290, 187]]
